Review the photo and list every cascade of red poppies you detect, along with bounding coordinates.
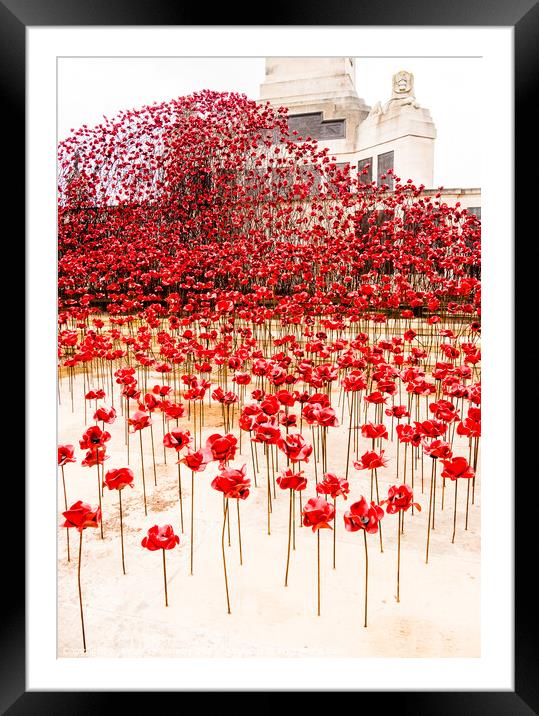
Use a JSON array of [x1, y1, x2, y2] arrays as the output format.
[[57, 90, 481, 646]]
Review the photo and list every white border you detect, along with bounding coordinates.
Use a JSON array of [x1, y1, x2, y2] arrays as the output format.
[[27, 26, 513, 691]]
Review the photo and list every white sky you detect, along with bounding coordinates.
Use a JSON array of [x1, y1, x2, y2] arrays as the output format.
[[58, 56, 481, 188]]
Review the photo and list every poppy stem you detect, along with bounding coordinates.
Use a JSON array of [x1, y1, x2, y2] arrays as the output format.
[[363, 529, 369, 628], [222, 499, 231, 614], [178, 462, 184, 533], [432, 461, 437, 530], [139, 430, 147, 516], [162, 549, 168, 607], [329, 495, 335, 570], [61, 465, 70, 562], [465, 477, 470, 530], [77, 530, 86, 653], [396, 511, 401, 603], [426, 459, 435, 564], [96, 460, 103, 539], [237, 499, 243, 565], [452, 479, 458, 544], [266, 450, 271, 535], [150, 423, 157, 486], [285, 489, 293, 586], [119, 489, 126, 575]]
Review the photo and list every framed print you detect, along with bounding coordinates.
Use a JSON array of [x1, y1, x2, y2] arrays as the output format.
[[6, 0, 533, 710]]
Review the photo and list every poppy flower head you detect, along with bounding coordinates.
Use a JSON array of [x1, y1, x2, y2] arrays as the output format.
[[179, 448, 209, 472], [204, 433, 238, 464], [354, 450, 388, 471], [58, 444, 76, 466], [440, 457, 475, 481], [62, 500, 101, 532], [103, 467, 134, 491], [163, 428, 192, 452], [211, 464, 251, 500], [276, 467, 307, 492], [382, 484, 421, 514], [277, 433, 313, 463], [344, 497, 384, 534], [128, 410, 152, 433], [301, 496, 335, 532], [316, 473, 350, 500], [141, 524, 180, 551], [361, 422, 389, 441], [79, 425, 111, 450]]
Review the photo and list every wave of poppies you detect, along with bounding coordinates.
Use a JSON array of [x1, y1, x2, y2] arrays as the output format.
[[57, 90, 480, 653]]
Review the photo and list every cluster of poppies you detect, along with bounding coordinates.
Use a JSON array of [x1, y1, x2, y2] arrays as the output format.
[[58, 90, 480, 654]]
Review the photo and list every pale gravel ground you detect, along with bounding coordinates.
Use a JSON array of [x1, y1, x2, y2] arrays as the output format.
[[57, 343, 480, 659]]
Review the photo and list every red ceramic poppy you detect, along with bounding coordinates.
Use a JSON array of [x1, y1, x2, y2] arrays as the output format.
[[354, 451, 389, 470], [276, 467, 307, 491], [361, 423, 388, 440], [103, 467, 134, 491], [382, 484, 421, 514], [205, 433, 238, 463], [179, 448, 209, 472], [301, 496, 335, 531], [343, 497, 384, 534], [58, 444, 76, 466], [141, 524, 180, 551], [316, 473, 350, 499], [128, 410, 152, 432], [277, 433, 313, 463], [422, 439, 453, 460], [211, 464, 251, 500], [163, 428, 192, 452], [93, 406, 117, 424], [62, 501, 102, 532], [81, 446, 108, 467], [440, 457, 475, 480], [79, 425, 111, 449]]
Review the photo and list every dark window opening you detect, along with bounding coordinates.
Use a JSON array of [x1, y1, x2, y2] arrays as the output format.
[[377, 150, 394, 190]]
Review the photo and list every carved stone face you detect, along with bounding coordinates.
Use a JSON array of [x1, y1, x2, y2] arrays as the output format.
[[393, 71, 413, 95]]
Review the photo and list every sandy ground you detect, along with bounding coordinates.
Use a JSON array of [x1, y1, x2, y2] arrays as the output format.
[[57, 363, 480, 659]]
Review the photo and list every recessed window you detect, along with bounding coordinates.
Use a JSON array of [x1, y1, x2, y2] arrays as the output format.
[[377, 150, 394, 190], [288, 112, 345, 141], [358, 158, 373, 185]]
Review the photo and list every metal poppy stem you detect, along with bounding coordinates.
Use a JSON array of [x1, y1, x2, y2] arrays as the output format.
[[139, 430, 147, 516], [119, 489, 126, 575], [465, 478, 470, 530], [162, 549, 168, 607], [396, 511, 402, 602], [363, 529, 369, 628], [285, 489, 293, 586], [432, 460, 437, 530], [426, 459, 435, 564], [78, 530, 86, 653], [61, 465, 70, 562], [266, 449, 272, 535], [95, 460, 103, 539], [345, 391, 354, 479], [374, 468, 384, 552], [237, 499, 243, 565], [177, 462, 184, 533], [333, 497, 337, 569], [150, 422, 157, 486], [221, 498, 231, 614], [452, 479, 458, 544]]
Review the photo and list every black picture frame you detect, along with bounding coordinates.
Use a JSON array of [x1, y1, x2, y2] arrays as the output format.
[[7, 0, 532, 711]]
